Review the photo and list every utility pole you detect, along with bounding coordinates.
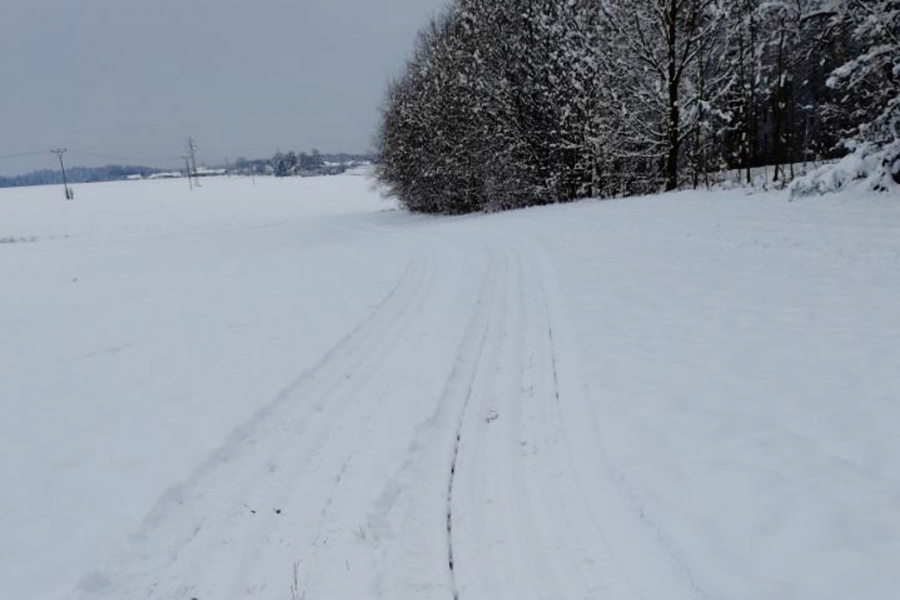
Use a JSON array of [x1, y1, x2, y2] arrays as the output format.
[[51, 148, 73, 200], [186, 137, 201, 188], [182, 155, 193, 190]]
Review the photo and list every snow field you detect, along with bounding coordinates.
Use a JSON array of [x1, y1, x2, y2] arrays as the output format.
[[1, 175, 898, 600]]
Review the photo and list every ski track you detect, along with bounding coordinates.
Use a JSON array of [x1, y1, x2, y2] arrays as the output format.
[[72, 223, 710, 600], [533, 245, 713, 600], [73, 230, 439, 599], [446, 235, 713, 600]]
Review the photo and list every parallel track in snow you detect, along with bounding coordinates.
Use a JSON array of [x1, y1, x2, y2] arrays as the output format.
[[72, 227, 709, 600]]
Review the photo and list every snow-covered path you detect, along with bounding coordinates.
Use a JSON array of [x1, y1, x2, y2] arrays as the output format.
[[1, 176, 898, 600], [54, 207, 697, 600]]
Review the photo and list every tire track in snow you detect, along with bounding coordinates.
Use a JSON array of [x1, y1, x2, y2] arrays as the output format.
[[70, 222, 714, 600], [449, 235, 712, 600], [532, 245, 713, 600], [177, 239, 439, 599], [229, 232, 480, 600], [450, 244, 570, 600], [444, 246, 511, 600], [517, 244, 643, 600], [72, 238, 438, 600], [365, 241, 503, 600]]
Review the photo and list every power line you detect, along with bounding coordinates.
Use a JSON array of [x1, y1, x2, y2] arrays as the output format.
[[0, 148, 183, 164], [67, 149, 183, 163], [0, 150, 51, 161]]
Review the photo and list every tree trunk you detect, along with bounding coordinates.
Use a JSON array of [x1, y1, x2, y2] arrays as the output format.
[[665, 0, 680, 192]]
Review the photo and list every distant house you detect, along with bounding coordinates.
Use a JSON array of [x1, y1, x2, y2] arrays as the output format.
[[126, 174, 143, 181], [194, 167, 227, 177], [147, 171, 183, 180]]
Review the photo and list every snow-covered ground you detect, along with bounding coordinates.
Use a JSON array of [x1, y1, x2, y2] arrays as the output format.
[[1, 175, 898, 600]]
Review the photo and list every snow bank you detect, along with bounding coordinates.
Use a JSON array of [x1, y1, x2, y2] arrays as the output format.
[[790, 141, 900, 197]]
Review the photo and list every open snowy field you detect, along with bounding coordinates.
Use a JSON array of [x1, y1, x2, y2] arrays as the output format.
[[1, 174, 898, 600]]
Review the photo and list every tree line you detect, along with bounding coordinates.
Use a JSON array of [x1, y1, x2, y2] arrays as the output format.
[[376, 0, 900, 213], [233, 151, 372, 177], [0, 165, 166, 189], [1, 152, 374, 189]]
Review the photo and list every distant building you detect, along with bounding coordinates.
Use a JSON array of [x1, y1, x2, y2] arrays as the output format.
[[194, 167, 228, 177], [147, 171, 183, 180]]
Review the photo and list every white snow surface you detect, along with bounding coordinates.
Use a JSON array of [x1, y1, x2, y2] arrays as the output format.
[[1, 176, 898, 600]]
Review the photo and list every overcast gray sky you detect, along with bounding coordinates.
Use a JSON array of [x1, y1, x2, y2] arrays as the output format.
[[0, 0, 448, 175]]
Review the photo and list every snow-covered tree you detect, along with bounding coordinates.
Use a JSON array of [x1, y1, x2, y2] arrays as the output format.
[[376, 0, 898, 213], [828, 0, 900, 145], [599, 0, 725, 191]]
